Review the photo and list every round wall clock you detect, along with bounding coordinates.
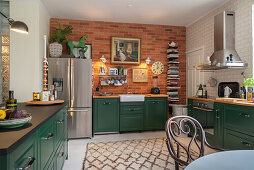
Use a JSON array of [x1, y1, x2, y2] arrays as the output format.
[[152, 61, 164, 75]]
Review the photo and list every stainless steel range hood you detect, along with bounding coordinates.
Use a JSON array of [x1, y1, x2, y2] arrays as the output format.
[[197, 11, 247, 70]]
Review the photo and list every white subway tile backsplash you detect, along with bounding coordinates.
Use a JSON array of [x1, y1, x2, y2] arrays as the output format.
[[187, 0, 254, 98]]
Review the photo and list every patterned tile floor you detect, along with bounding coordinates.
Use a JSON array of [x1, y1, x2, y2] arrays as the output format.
[[63, 131, 216, 170]]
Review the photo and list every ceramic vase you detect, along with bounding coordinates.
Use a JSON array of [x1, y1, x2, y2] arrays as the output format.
[[49, 42, 62, 57]]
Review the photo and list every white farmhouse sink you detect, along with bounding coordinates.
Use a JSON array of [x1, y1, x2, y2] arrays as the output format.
[[119, 95, 145, 102]]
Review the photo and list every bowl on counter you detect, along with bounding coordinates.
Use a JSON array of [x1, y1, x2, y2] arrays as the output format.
[[0, 113, 32, 128]]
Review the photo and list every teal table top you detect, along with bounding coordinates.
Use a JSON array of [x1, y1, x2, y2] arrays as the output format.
[[185, 150, 254, 170]]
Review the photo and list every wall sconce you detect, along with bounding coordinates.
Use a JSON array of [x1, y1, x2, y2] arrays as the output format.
[[145, 57, 151, 64], [100, 55, 107, 63], [0, 11, 29, 34]]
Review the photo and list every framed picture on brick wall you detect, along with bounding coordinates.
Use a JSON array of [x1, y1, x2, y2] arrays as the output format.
[[111, 37, 140, 64], [73, 44, 92, 59], [132, 68, 148, 82]]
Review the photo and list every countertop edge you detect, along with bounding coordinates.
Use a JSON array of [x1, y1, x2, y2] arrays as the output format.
[[0, 103, 68, 155], [187, 97, 254, 107], [93, 94, 168, 98]]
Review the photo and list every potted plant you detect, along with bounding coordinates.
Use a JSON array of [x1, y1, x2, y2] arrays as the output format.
[[49, 22, 73, 57], [242, 78, 254, 101]]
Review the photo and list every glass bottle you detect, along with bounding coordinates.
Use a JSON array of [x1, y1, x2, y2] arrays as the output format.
[[197, 84, 203, 98], [6, 90, 17, 110]]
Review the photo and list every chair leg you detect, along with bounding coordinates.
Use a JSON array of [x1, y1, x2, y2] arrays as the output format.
[[175, 161, 180, 170]]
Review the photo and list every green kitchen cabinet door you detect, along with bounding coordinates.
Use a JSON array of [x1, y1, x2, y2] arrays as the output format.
[[144, 97, 168, 130], [120, 114, 144, 131], [224, 103, 254, 136], [38, 119, 55, 169], [9, 132, 37, 170], [93, 98, 119, 133]]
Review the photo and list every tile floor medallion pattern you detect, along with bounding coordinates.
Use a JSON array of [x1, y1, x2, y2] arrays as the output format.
[[83, 138, 198, 170]]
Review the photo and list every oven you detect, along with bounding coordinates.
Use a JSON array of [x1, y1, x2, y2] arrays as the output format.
[[192, 100, 215, 135]]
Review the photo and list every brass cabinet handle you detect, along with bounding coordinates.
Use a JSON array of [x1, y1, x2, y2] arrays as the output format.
[[18, 156, 36, 170], [41, 133, 54, 140], [241, 141, 251, 147], [152, 101, 159, 104], [103, 102, 111, 105], [57, 120, 64, 124], [239, 113, 251, 118]]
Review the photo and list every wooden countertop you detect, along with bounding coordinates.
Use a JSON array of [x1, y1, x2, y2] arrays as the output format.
[[188, 97, 254, 107], [0, 103, 67, 155], [93, 94, 168, 98]]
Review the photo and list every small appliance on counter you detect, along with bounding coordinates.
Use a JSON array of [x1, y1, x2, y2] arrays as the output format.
[[224, 86, 232, 98], [151, 76, 160, 94]]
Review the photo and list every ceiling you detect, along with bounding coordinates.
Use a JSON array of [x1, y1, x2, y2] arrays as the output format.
[[41, 0, 229, 26]]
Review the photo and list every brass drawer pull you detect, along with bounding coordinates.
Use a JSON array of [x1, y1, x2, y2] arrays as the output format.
[[18, 156, 36, 170], [239, 113, 251, 118], [241, 141, 251, 147], [103, 102, 111, 105], [41, 133, 54, 140], [152, 101, 159, 104], [57, 120, 64, 124]]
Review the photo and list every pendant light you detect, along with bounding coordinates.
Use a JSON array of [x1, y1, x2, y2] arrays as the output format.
[[0, 11, 28, 34]]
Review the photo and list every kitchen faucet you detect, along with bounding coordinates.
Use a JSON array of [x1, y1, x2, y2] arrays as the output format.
[[126, 84, 131, 94]]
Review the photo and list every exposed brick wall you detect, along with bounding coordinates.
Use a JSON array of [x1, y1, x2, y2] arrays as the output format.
[[50, 18, 186, 104]]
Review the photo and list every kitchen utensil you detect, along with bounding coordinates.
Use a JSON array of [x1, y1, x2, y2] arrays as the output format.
[[224, 86, 232, 98], [208, 77, 217, 87]]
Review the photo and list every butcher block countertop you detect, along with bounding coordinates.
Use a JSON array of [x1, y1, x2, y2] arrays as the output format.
[[188, 97, 254, 107], [93, 94, 168, 98]]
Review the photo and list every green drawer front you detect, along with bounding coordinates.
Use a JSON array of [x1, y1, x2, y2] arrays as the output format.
[[120, 114, 144, 131], [9, 133, 37, 170], [120, 105, 144, 115], [120, 102, 144, 106], [55, 110, 65, 148], [39, 119, 55, 169], [224, 104, 254, 135], [56, 142, 65, 170], [224, 129, 254, 150]]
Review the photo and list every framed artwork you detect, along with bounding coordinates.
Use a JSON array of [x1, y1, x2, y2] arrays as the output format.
[[132, 68, 148, 82], [111, 37, 141, 64], [72, 44, 92, 59]]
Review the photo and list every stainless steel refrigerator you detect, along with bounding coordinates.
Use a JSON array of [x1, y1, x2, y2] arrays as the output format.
[[48, 58, 92, 138]]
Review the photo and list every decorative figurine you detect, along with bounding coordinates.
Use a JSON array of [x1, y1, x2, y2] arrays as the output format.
[[67, 35, 89, 58]]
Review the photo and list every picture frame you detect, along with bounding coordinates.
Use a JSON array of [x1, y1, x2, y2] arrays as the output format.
[[72, 44, 92, 59], [111, 37, 141, 64], [132, 68, 148, 82]]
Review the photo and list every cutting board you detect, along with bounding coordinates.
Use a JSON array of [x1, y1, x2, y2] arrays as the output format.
[[25, 100, 64, 105]]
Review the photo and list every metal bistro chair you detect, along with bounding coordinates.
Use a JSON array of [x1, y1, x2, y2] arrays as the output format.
[[165, 115, 219, 170]]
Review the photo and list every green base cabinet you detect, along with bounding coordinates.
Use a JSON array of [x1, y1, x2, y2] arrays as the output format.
[[93, 98, 119, 133], [188, 99, 254, 150], [93, 97, 168, 133], [144, 97, 168, 130], [120, 102, 144, 132], [0, 105, 68, 170]]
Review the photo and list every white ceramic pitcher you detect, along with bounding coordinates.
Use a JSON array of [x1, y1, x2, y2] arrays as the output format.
[[224, 86, 232, 98]]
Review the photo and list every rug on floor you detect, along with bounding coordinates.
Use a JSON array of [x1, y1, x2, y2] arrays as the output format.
[[83, 138, 198, 170]]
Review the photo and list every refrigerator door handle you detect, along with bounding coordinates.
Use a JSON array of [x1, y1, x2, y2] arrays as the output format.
[[68, 109, 89, 112], [67, 64, 71, 106], [70, 62, 75, 107]]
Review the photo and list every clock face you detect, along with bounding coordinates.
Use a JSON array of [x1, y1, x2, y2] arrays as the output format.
[[152, 61, 164, 75]]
